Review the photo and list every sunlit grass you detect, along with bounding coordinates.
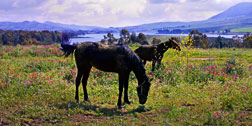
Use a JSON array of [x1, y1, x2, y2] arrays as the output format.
[[0, 44, 252, 125]]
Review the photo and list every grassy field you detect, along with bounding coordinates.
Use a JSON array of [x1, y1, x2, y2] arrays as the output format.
[[231, 27, 252, 33], [0, 43, 252, 125]]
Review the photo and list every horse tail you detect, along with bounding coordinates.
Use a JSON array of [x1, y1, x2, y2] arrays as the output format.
[[60, 43, 77, 57]]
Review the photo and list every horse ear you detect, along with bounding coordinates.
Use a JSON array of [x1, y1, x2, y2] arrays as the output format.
[[150, 78, 154, 82]]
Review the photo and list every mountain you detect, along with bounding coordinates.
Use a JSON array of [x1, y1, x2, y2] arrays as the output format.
[[122, 2, 252, 33], [0, 21, 104, 31], [0, 2, 251, 33], [43, 21, 103, 31], [122, 22, 187, 32], [209, 2, 252, 20], [0, 21, 70, 31]]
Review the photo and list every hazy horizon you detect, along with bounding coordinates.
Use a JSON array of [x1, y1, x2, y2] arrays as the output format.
[[1, 0, 252, 27]]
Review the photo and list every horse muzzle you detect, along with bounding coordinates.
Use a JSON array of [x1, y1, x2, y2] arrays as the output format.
[[139, 95, 147, 104]]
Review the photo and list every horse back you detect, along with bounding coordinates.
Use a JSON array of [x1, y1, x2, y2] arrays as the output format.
[[135, 46, 157, 61], [75, 42, 134, 73]]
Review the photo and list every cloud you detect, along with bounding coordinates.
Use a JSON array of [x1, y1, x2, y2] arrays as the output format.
[[0, 0, 252, 27], [148, 0, 207, 4], [148, 0, 178, 4], [35, 0, 148, 26], [0, 0, 47, 11]]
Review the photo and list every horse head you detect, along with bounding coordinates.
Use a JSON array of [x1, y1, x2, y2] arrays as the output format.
[[170, 39, 181, 51], [137, 78, 152, 104]]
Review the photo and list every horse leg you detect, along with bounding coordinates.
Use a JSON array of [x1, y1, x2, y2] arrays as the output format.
[[117, 72, 125, 108], [123, 72, 131, 104], [143, 60, 147, 65], [75, 69, 83, 103], [157, 56, 163, 69], [152, 60, 156, 72], [82, 65, 92, 102]]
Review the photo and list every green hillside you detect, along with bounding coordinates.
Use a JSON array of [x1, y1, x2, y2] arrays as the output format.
[[231, 27, 252, 32]]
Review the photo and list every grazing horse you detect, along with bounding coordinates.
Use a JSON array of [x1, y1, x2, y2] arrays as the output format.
[[60, 42, 152, 108], [135, 38, 181, 71]]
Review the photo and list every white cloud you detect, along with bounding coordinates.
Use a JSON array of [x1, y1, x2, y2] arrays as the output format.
[[0, 0, 252, 27]]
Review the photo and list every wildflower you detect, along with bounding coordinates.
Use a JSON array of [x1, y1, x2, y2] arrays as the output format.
[[167, 70, 172, 73], [49, 80, 54, 85], [226, 82, 230, 86], [59, 73, 64, 75], [242, 88, 247, 94], [148, 73, 153, 77], [241, 113, 247, 117]]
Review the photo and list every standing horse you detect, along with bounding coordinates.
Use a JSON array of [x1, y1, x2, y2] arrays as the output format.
[[60, 42, 152, 108], [134, 38, 181, 71]]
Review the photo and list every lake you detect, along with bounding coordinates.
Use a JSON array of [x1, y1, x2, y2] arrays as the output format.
[[70, 33, 243, 43]]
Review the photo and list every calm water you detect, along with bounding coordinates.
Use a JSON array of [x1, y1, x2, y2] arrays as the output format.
[[70, 33, 243, 43]]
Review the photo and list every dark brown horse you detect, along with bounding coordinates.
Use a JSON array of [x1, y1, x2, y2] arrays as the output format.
[[60, 42, 152, 108], [135, 38, 181, 71]]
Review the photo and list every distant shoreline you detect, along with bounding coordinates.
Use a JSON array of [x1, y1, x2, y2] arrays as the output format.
[[71, 36, 92, 38]]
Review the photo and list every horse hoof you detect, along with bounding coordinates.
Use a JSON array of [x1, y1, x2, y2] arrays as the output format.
[[125, 101, 132, 104], [118, 106, 123, 109], [84, 99, 91, 103]]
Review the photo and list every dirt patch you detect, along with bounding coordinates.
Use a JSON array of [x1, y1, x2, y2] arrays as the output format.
[[70, 114, 108, 124], [189, 57, 216, 60]]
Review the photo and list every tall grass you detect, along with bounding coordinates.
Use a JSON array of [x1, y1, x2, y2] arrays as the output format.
[[0, 43, 251, 125]]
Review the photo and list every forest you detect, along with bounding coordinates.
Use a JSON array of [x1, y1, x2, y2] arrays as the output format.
[[0, 30, 63, 45], [1, 29, 252, 49]]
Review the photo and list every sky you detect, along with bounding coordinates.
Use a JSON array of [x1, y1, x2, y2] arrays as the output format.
[[0, 0, 252, 27]]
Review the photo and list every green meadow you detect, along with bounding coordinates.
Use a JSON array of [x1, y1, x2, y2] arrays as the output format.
[[231, 27, 252, 33], [0, 44, 252, 125]]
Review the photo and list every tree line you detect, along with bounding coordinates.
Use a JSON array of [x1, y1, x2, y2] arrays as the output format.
[[101, 29, 149, 45], [189, 30, 252, 48], [158, 28, 231, 34], [1, 29, 252, 48], [0, 30, 63, 46], [101, 29, 252, 48]]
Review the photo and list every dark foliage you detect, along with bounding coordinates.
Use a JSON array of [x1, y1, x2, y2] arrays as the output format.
[[0, 30, 63, 45]]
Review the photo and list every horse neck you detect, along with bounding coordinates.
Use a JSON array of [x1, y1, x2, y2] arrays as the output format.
[[158, 42, 171, 53], [132, 61, 148, 85]]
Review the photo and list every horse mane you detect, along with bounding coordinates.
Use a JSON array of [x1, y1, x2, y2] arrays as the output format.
[[157, 38, 179, 49], [118, 44, 144, 67], [115, 44, 147, 81], [125, 46, 148, 82]]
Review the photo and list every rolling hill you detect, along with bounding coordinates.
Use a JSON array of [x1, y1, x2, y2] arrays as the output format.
[[0, 2, 251, 33], [0, 21, 103, 31], [209, 2, 252, 20], [122, 2, 252, 33]]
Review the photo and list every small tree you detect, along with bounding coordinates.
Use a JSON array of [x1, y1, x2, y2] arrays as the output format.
[[189, 30, 210, 48], [152, 38, 161, 45], [189, 30, 202, 48], [130, 32, 137, 43], [243, 32, 250, 38], [200, 34, 210, 49], [101, 39, 106, 44], [244, 36, 252, 48], [137, 33, 147, 45], [213, 35, 224, 48], [119, 29, 130, 44]]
